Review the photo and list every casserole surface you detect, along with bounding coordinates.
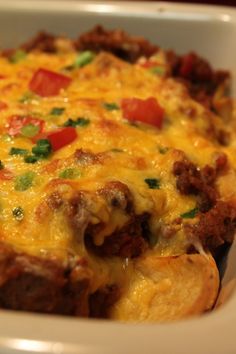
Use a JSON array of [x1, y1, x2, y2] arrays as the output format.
[[0, 1, 235, 353]]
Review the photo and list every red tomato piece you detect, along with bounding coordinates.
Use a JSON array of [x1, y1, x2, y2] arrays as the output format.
[[0, 169, 14, 180], [29, 68, 71, 97], [7, 115, 45, 137], [121, 97, 164, 129], [139, 60, 163, 69], [35, 127, 77, 151]]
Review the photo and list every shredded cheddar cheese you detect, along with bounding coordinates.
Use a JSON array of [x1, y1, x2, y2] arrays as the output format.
[[0, 36, 235, 320]]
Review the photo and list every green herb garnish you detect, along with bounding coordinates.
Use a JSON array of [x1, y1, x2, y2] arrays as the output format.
[[21, 124, 40, 138], [180, 207, 199, 219], [63, 118, 76, 127], [19, 91, 35, 103], [63, 117, 90, 128], [103, 102, 119, 111], [144, 178, 161, 189], [15, 171, 36, 191], [24, 155, 40, 164], [12, 206, 24, 221], [74, 51, 95, 68], [63, 51, 95, 70], [158, 146, 169, 154], [10, 147, 29, 156], [50, 107, 65, 116], [59, 168, 81, 179], [76, 117, 90, 126], [32, 139, 52, 158], [24, 139, 52, 163], [1, 134, 12, 142], [149, 66, 165, 76], [9, 50, 27, 64]]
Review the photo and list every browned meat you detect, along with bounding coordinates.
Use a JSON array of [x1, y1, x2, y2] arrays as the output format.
[[1, 32, 57, 59], [188, 201, 236, 250], [20, 31, 57, 53], [216, 129, 230, 146], [166, 51, 230, 110], [74, 148, 105, 165], [46, 191, 63, 210], [3, 26, 230, 114], [3, 26, 230, 115], [86, 213, 150, 258], [173, 159, 218, 212], [214, 152, 228, 173], [64, 180, 151, 258], [66, 191, 94, 243], [97, 181, 134, 213], [89, 284, 120, 318], [74, 25, 158, 63], [0, 243, 92, 316]]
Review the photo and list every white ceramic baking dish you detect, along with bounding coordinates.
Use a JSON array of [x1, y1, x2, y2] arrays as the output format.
[[0, 1, 236, 353]]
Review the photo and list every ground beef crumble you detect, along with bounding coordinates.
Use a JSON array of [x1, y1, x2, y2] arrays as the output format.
[[173, 155, 236, 251], [189, 201, 236, 251]]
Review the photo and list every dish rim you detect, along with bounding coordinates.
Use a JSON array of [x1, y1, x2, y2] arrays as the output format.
[[0, 2, 235, 354]]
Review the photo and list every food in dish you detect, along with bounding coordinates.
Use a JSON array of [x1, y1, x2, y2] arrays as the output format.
[[0, 26, 235, 322]]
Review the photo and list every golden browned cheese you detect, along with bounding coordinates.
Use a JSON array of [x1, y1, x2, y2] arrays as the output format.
[[0, 47, 234, 320]]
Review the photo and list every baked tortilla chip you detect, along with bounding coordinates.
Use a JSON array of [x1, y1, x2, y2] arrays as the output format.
[[109, 254, 219, 322]]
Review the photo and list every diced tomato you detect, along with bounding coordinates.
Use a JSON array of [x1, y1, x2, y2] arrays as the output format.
[[0, 169, 14, 180], [121, 97, 164, 129], [179, 53, 195, 78], [34, 127, 77, 151], [139, 60, 163, 69], [7, 115, 45, 137], [0, 101, 8, 111], [29, 68, 71, 97]]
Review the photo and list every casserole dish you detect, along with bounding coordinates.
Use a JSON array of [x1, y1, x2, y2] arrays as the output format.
[[0, 1, 235, 353]]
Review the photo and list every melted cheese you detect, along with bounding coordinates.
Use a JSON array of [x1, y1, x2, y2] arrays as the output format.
[[0, 49, 234, 296]]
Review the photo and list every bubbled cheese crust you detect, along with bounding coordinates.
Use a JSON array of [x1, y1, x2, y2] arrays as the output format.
[[0, 46, 233, 320]]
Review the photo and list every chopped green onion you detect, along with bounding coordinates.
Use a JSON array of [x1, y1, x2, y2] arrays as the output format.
[[1, 134, 12, 142], [76, 117, 90, 126], [19, 91, 35, 103], [59, 168, 81, 179], [15, 171, 36, 191], [158, 146, 169, 154], [21, 124, 40, 138], [103, 102, 119, 111], [63, 117, 90, 127], [12, 206, 24, 221], [10, 147, 29, 156], [63, 51, 95, 71], [9, 50, 27, 64], [149, 66, 165, 76], [74, 51, 95, 68], [50, 107, 65, 116], [24, 155, 40, 164], [32, 139, 52, 158], [181, 207, 199, 219], [0, 160, 4, 170], [144, 178, 161, 189], [63, 118, 76, 127]]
